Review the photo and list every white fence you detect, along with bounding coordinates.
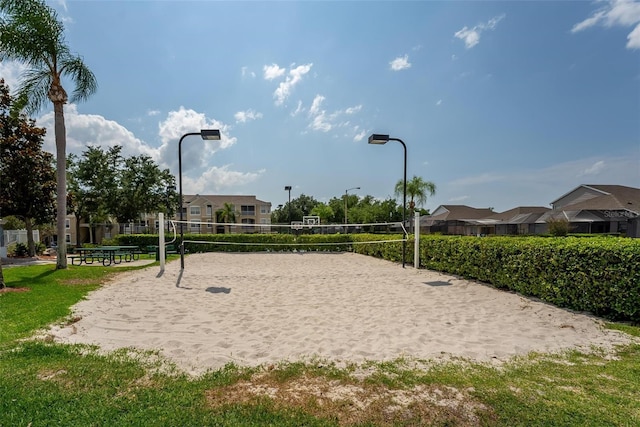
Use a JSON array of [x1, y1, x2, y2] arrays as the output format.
[[1, 229, 40, 257]]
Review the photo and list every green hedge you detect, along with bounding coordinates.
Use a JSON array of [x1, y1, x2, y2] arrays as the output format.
[[109, 233, 640, 321], [419, 236, 640, 322]]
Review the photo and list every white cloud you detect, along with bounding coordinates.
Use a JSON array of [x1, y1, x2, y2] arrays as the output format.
[[436, 99, 442, 106], [389, 54, 411, 71], [147, 109, 160, 116], [579, 160, 606, 176], [290, 100, 304, 117], [37, 104, 157, 160], [345, 105, 362, 114], [0, 61, 28, 92], [36, 104, 264, 197], [572, 0, 640, 49], [455, 14, 506, 49], [309, 112, 332, 132], [241, 66, 256, 78], [156, 106, 236, 177], [353, 129, 366, 142], [309, 94, 325, 116], [263, 64, 285, 80], [234, 109, 263, 123], [305, 95, 365, 137], [273, 63, 313, 105], [183, 166, 265, 194]]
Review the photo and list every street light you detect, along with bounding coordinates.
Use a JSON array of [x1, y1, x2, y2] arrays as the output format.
[[284, 186, 292, 229], [344, 186, 360, 227], [368, 133, 407, 268], [178, 129, 221, 269]]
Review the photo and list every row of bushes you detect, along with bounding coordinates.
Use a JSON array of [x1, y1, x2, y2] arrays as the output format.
[[111, 233, 639, 321], [416, 236, 640, 322]]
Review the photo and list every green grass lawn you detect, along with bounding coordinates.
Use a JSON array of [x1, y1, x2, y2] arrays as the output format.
[[1, 262, 639, 426]]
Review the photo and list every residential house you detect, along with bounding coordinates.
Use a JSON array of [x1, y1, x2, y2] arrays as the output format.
[[537, 184, 640, 235], [420, 184, 639, 237], [420, 205, 496, 235]]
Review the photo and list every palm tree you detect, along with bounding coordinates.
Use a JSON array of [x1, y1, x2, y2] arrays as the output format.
[[0, 0, 98, 269], [395, 176, 437, 225], [216, 203, 236, 234]]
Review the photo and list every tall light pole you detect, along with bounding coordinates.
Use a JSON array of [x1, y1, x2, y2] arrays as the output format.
[[344, 186, 360, 228], [178, 129, 221, 269], [368, 133, 407, 268]]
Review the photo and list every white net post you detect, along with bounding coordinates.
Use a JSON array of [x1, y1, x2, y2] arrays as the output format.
[[159, 212, 166, 273], [414, 211, 420, 269]]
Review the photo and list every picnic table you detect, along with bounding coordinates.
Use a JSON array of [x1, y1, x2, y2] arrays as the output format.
[[69, 246, 141, 267]]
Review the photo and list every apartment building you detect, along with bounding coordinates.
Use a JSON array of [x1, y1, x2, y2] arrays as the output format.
[[146, 194, 272, 235]]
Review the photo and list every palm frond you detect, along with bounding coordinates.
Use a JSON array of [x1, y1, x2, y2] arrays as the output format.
[[14, 67, 51, 115], [60, 55, 98, 103], [0, 0, 65, 66]]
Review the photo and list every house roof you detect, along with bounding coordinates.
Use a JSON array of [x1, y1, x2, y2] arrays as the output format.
[[427, 205, 495, 221], [551, 184, 640, 213], [488, 206, 550, 221]]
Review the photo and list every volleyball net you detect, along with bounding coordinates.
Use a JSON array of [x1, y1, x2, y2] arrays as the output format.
[[166, 217, 409, 252]]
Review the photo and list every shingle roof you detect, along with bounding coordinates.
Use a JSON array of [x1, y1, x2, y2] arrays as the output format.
[[425, 205, 495, 221], [561, 185, 640, 213]]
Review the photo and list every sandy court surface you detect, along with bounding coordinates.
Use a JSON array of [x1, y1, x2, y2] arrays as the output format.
[[49, 252, 633, 375]]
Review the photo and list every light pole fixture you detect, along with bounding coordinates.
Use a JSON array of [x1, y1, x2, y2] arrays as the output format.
[[284, 186, 292, 229], [368, 133, 407, 268], [344, 186, 360, 227], [178, 129, 221, 269]]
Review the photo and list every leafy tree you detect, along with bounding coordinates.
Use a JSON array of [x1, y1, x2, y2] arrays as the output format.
[[395, 175, 437, 223], [67, 147, 177, 243], [310, 203, 334, 225], [0, 215, 24, 230], [67, 146, 122, 246], [0, 0, 97, 268], [114, 154, 177, 223], [0, 79, 55, 256], [216, 202, 236, 233]]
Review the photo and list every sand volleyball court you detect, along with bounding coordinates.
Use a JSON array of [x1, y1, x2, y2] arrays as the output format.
[[49, 252, 632, 375]]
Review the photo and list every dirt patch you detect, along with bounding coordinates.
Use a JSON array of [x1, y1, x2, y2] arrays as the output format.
[[206, 373, 494, 426], [0, 287, 30, 294]]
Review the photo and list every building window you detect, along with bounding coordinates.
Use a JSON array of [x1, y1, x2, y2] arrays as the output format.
[[260, 218, 270, 224], [241, 205, 255, 216], [65, 234, 71, 243], [190, 206, 201, 216], [65, 219, 70, 229], [206, 205, 213, 216], [190, 220, 200, 229], [260, 205, 270, 214]]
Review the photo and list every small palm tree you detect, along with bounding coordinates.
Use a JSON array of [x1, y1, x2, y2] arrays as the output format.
[[395, 176, 436, 228], [0, 0, 97, 269], [216, 203, 236, 234]]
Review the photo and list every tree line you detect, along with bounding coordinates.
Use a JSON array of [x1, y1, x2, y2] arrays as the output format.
[[271, 176, 437, 226]]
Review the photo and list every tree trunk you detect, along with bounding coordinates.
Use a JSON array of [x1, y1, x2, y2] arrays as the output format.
[[25, 217, 35, 257], [75, 213, 82, 248], [54, 100, 68, 269]]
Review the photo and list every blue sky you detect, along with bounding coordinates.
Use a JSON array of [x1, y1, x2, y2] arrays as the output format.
[[2, 0, 639, 212]]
